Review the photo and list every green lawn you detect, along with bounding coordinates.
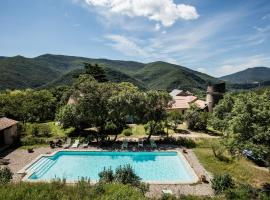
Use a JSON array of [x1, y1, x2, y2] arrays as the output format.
[[23, 121, 74, 138], [120, 124, 175, 138], [193, 138, 270, 186]]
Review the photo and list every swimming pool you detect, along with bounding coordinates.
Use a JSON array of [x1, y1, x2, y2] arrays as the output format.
[[23, 151, 198, 184]]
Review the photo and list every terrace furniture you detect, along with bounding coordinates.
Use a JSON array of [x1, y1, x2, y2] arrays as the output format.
[[138, 139, 144, 148], [150, 139, 157, 148], [63, 138, 72, 149], [82, 138, 90, 148], [55, 139, 63, 147], [121, 140, 128, 149], [71, 139, 80, 148], [49, 141, 55, 149]]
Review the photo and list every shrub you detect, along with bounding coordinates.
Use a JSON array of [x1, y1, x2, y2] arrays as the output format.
[[114, 165, 141, 186], [122, 128, 132, 136], [184, 106, 208, 131], [20, 136, 47, 146], [225, 184, 259, 200], [211, 174, 235, 194], [159, 137, 196, 148], [211, 142, 231, 162], [99, 167, 114, 183], [0, 167, 13, 184]]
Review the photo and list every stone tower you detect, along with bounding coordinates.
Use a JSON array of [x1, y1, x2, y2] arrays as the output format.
[[206, 82, 225, 112]]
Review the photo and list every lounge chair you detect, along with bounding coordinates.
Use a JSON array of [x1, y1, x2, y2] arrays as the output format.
[[150, 139, 157, 148], [138, 139, 144, 148], [82, 138, 90, 148], [71, 139, 80, 148], [121, 140, 128, 149], [63, 138, 72, 149]]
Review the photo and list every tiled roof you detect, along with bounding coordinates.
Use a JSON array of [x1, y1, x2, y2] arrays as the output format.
[[195, 100, 207, 109], [169, 89, 183, 97], [0, 117, 18, 131]]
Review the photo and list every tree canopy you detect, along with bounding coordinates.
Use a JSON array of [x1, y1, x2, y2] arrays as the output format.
[[211, 89, 270, 165]]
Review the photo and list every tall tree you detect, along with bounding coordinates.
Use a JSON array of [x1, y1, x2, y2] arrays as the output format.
[[84, 63, 108, 82]]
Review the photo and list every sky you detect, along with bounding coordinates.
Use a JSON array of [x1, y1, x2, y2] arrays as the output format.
[[0, 0, 270, 77]]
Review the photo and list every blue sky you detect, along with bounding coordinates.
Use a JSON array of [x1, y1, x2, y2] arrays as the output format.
[[0, 0, 270, 77]]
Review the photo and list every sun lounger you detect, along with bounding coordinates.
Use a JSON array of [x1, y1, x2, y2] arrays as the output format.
[[82, 138, 90, 148], [150, 139, 157, 148], [138, 139, 144, 148], [63, 138, 72, 149], [121, 140, 128, 149], [71, 139, 80, 148]]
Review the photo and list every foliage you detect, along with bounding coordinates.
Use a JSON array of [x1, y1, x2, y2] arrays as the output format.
[[194, 139, 270, 186], [0, 89, 56, 122], [20, 136, 48, 146], [225, 183, 270, 200], [84, 63, 108, 82], [167, 110, 183, 131], [0, 54, 219, 93], [159, 137, 196, 148], [0, 168, 13, 185], [30, 123, 51, 137], [211, 174, 235, 194], [211, 90, 270, 166], [211, 142, 231, 162], [184, 105, 208, 131], [0, 182, 147, 200], [99, 168, 114, 183], [142, 90, 172, 140], [122, 128, 133, 136], [98, 165, 149, 194]]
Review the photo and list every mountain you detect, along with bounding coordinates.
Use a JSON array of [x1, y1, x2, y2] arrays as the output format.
[[0, 54, 220, 93], [220, 67, 270, 84]]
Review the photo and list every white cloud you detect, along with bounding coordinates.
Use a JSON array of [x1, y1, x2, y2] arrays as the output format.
[[105, 34, 147, 57], [84, 0, 199, 27], [155, 23, 161, 31], [214, 54, 270, 77], [262, 13, 270, 20]]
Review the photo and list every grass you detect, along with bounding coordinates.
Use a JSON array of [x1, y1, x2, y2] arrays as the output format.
[[23, 121, 74, 138], [193, 138, 270, 186], [0, 182, 147, 200], [120, 124, 175, 138]]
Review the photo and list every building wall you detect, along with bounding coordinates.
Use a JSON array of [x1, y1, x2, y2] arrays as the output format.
[[2, 124, 18, 145]]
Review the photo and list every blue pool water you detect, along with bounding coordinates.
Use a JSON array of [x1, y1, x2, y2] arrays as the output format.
[[27, 151, 197, 183]]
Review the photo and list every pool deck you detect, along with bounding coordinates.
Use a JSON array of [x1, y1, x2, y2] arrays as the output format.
[[0, 145, 214, 198]]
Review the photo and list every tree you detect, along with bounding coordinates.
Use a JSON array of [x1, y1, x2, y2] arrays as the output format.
[[142, 90, 172, 141], [184, 105, 208, 131], [167, 110, 183, 131], [212, 90, 270, 166], [84, 63, 108, 82], [57, 75, 143, 142]]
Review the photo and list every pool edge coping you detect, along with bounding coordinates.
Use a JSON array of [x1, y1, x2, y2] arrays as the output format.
[[18, 149, 200, 185]]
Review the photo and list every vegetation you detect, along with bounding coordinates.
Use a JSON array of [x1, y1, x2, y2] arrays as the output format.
[[184, 105, 208, 131], [0, 182, 147, 200], [0, 54, 220, 93], [211, 174, 235, 194], [210, 89, 270, 166], [0, 89, 56, 122], [0, 168, 13, 185], [194, 138, 270, 186], [220, 66, 270, 84], [167, 111, 183, 131]]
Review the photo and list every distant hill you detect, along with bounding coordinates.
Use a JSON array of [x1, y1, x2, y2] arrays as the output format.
[[0, 54, 220, 93], [220, 67, 270, 84]]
